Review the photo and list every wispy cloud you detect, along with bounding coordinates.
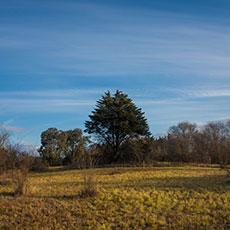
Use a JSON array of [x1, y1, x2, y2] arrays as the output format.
[[1, 0, 230, 146], [0, 89, 108, 113], [186, 90, 230, 98], [214, 117, 230, 122], [168, 88, 230, 99], [0, 88, 105, 98], [1, 2, 230, 78], [1, 87, 230, 115], [0, 98, 95, 113], [0, 120, 27, 133], [0, 125, 27, 133]]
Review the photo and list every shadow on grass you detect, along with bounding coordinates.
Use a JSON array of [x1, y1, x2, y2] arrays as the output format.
[[33, 172, 230, 194], [46, 195, 79, 200], [31, 166, 72, 174], [0, 192, 15, 197], [120, 174, 230, 193], [0, 191, 79, 200], [30, 164, 221, 177]]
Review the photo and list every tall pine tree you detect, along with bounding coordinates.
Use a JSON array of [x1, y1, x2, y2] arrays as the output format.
[[85, 90, 151, 162]]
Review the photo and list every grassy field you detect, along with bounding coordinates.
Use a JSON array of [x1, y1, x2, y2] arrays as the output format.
[[0, 165, 230, 229]]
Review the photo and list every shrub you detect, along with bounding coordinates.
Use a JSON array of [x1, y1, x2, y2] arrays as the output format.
[[78, 174, 98, 198], [14, 179, 36, 197], [0, 136, 33, 174], [1, 169, 36, 196], [14, 171, 37, 196], [30, 157, 47, 172]]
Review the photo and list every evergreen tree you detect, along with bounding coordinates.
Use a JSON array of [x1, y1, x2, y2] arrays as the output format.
[[85, 90, 151, 162]]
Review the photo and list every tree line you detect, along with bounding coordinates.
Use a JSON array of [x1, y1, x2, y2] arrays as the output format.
[[38, 90, 230, 167], [38, 120, 230, 168], [1, 90, 230, 173], [154, 120, 230, 166]]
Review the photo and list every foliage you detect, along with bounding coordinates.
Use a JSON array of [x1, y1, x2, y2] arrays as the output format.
[[118, 137, 154, 164], [39, 128, 89, 167], [85, 90, 151, 163], [39, 128, 63, 166], [38, 120, 230, 167], [64, 129, 89, 167]]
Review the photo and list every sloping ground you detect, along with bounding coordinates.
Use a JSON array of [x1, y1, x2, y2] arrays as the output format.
[[0, 166, 230, 229]]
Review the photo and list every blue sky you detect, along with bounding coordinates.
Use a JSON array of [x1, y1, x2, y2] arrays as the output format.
[[0, 0, 230, 151]]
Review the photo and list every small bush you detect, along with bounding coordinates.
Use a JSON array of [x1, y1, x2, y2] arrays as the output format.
[[14, 171, 37, 196], [1, 170, 36, 196], [78, 174, 98, 198], [14, 180, 36, 197]]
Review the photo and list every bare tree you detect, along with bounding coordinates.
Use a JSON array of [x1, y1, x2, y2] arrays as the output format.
[[202, 121, 230, 166], [0, 129, 33, 174], [168, 122, 197, 162]]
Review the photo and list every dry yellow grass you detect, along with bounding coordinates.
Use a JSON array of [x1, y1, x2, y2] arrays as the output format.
[[0, 170, 37, 197], [0, 166, 230, 229]]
